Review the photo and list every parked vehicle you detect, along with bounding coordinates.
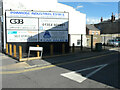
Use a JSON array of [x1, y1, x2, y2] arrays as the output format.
[[107, 39, 115, 46], [113, 38, 120, 47], [107, 38, 120, 47]]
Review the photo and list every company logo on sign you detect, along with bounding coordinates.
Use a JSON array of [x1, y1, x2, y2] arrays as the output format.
[[43, 31, 51, 38], [10, 19, 24, 24]]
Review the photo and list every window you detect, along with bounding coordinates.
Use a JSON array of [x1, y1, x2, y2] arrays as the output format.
[[96, 32, 98, 35], [92, 32, 94, 35], [77, 40, 81, 45]]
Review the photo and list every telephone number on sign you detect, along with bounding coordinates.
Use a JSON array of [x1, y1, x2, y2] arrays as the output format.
[[42, 23, 65, 27]]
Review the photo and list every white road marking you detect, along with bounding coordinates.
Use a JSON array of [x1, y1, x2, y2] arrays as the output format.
[[61, 64, 108, 83], [109, 47, 120, 52], [61, 72, 87, 83]]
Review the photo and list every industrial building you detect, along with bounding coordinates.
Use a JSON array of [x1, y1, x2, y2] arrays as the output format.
[[0, 0, 86, 58]]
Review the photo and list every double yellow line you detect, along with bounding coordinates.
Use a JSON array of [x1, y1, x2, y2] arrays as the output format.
[[0, 52, 117, 74]]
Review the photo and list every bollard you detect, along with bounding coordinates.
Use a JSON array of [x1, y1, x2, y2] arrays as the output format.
[[50, 44, 53, 55], [81, 35, 83, 51], [91, 35, 93, 51], [19, 46, 22, 59], [6, 43, 8, 54], [13, 44, 16, 57], [62, 43, 65, 54], [9, 44, 12, 56], [37, 45, 40, 57], [104, 36, 105, 50], [72, 43, 75, 53]]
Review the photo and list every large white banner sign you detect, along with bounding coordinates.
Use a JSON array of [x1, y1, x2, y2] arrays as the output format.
[[6, 10, 68, 42]]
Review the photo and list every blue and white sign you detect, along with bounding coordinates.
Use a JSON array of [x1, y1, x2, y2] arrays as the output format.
[[6, 10, 68, 42], [6, 11, 68, 19], [39, 31, 68, 42]]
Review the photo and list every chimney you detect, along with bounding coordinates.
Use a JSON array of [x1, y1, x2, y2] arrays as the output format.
[[111, 12, 114, 22], [101, 17, 103, 22]]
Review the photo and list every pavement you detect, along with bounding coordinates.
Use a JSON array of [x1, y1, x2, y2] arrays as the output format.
[[0, 47, 119, 72]]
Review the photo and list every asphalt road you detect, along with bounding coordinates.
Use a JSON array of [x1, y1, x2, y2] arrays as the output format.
[[2, 51, 120, 88]]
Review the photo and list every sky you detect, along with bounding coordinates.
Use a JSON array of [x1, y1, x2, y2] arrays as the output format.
[[59, 2, 118, 24]]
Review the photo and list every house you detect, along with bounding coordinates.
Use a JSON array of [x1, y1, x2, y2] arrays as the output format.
[[94, 13, 120, 44], [86, 24, 101, 47], [86, 24, 100, 35]]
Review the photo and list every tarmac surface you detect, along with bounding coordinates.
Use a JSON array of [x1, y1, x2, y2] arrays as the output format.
[[0, 47, 120, 88], [0, 47, 119, 72]]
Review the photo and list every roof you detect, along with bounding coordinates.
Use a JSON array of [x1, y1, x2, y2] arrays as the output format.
[[98, 19, 120, 24], [86, 24, 100, 31]]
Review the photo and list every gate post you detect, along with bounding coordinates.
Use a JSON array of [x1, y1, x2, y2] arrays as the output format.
[[81, 35, 83, 51], [13, 44, 16, 57], [50, 44, 53, 55], [62, 43, 65, 54], [91, 35, 93, 51], [19, 46, 22, 59], [37, 45, 40, 57], [104, 36, 105, 50], [9, 44, 12, 55], [6, 43, 8, 54], [72, 43, 75, 53]]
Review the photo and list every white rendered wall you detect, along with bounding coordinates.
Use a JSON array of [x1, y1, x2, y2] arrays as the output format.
[[70, 35, 87, 47], [3, 0, 86, 48]]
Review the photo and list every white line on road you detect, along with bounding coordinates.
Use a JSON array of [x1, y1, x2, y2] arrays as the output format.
[[61, 64, 108, 83], [109, 47, 120, 52]]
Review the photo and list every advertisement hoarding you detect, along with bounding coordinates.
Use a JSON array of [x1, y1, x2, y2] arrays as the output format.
[[6, 10, 68, 42]]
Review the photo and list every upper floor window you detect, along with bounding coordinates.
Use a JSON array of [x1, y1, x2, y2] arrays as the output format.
[[96, 32, 98, 35], [92, 32, 94, 35]]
